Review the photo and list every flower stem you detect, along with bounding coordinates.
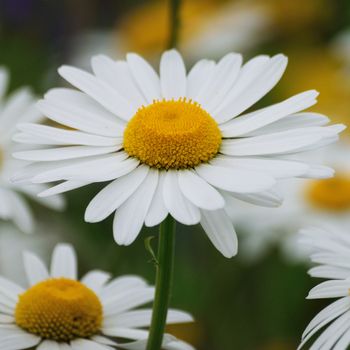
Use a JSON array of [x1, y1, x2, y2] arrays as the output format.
[[146, 216, 176, 350], [168, 0, 181, 49]]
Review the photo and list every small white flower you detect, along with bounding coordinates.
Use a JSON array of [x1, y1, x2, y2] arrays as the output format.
[[0, 67, 65, 233], [13, 50, 345, 257], [299, 225, 350, 349], [0, 243, 194, 350]]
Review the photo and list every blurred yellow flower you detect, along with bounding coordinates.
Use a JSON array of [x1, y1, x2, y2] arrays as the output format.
[[305, 173, 350, 212]]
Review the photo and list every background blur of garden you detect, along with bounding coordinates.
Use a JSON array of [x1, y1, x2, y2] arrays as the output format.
[[1, 0, 350, 349]]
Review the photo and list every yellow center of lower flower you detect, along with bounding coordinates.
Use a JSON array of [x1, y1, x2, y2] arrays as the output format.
[[124, 99, 222, 169], [15, 278, 103, 342], [305, 174, 350, 212]]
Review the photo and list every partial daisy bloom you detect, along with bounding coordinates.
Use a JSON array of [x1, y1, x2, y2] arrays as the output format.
[[230, 140, 350, 262], [0, 67, 64, 233], [298, 225, 350, 349], [13, 50, 345, 258], [0, 243, 194, 350]]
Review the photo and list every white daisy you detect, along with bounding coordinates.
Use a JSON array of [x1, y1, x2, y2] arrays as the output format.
[[13, 50, 345, 257], [0, 243, 194, 350], [298, 225, 350, 349], [0, 67, 65, 233], [229, 140, 350, 262]]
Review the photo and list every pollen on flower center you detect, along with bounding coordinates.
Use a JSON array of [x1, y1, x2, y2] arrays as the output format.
[[123, 98, 222, 169], [15, 278, 103, 342], [305, 174, 350, 212]]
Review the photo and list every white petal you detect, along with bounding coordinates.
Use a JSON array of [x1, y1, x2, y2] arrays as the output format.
[[215, 54, 288, 123], [38, 91, 125, 137], [220, 128, 335, 156], [70, 339, 114, 350], [113, 170, 158, 245], [145, 172, 168, 227], [91, 55, 146, 107], [178, 170, 224, 210], [0, 315, 14, 323], [81, 270, 111, 293], [196, 53, 242, 112], [307, 280, 350, 299], [160, 50, 186, 99], [228, 188, 283, 208], [100, 275, 148, 300], [186, 59, 215, 99], [50, 244, 77, 279], [91, 335, 117, 346], [32, 154, 138, 183], [219, 90, 318, 137], [58, 65, 135, 121], [196, 164, 275, 193], [0, 332, 40, 350], [163, 171, 201, 225], [245, 112, 330, 136], [211, 156, 309, 179], [38, 340, 60, 350], [200, 209, 237, 258], [85, 165, 149, 223], [299, 164, 334, 179], [103, 287, 155, 317], [14, 145, 120, 162], [16, 123, 119, 146], [308, 266, 350, 280], [127, 53, 161, 103], [23, 251, 49, 286], [38, 180, 90, 197]]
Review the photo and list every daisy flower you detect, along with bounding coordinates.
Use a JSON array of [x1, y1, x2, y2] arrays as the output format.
[[0, 243, 194, 350], [229, 140, 350, 262], [298, 225, 350, 349], [13, 50, 345, 258], [0, 67, 64, 233]]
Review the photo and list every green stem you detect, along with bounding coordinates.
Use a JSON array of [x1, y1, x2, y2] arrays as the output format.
[[146, 216, 176, 350], [168, 0, 181, 49]]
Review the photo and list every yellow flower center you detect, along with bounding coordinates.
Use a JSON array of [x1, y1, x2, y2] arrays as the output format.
[[124, 99, 222, 169], [15, 278, 103, 342], [305, 174, 350, 212]]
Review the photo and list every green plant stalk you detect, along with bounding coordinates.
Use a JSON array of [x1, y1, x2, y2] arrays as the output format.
[[147, 0, 181, 348], [146, 216, 176, 350], [168, 0, 181, 49]]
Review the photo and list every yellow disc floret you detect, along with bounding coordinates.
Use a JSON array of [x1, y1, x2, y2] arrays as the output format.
[[124, 99, 222, 169], [15, 278, 103, 342], [305, 174, 350, 212]]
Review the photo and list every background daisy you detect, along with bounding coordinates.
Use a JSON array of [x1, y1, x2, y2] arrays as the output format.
[[0, 243, 194, 350], [230, 139, 350, 262], [0, 67, 64, 233], [13, 50, 344, 258]]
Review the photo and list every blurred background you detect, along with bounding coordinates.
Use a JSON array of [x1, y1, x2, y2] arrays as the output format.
[[1, 0, 350, 349]]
